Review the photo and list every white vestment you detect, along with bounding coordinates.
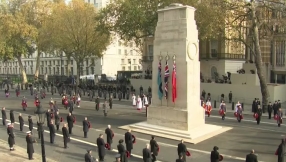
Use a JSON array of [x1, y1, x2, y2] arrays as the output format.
[[235, 104, 241, 112], [132, 96, 136, 106], [206, 101, 211, 106], [137, 97, 142, 109]]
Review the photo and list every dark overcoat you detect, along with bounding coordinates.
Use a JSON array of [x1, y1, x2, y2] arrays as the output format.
[[150, 139, 159, 156], [124, 132, 133, 150], [105, 128, 113, 144], [82, 120, 89, 132], [26, 135, 34, 154], [96, 137, 106, 157], [10, 111, 15, 123]]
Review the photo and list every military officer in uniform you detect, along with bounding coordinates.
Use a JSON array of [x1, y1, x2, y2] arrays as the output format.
[[49, 121, 56, 143], [82, 117, 89, 138], [96, 134, 106, 161], [256, 105, 263, 125], [2, 107, 7, 126], [67, 113, 74, 134], [177, 140, 187, 162], [95, 96, 100, 111], [26, 131, 36, 160], [142, 143, 152, 162], [117, 139, 127, 162], [7, 123, 15, 151], [18, 113, 24, 131], [150, 136, 159, 162], [28, 116, 33, 134], [105, 125, 113, 148], [124, 129, 133, 156], [62, 123, 70, 148]]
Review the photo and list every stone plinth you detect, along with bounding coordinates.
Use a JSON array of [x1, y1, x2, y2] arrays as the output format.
[[119, 3, 231, 144]]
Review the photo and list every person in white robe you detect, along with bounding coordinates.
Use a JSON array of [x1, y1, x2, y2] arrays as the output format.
[[77, 94, 81, 107], [143, 94, 149, 108], [235, 101, 241, 112], [132, 94, 136, 107], [137, 95, 142, 110]]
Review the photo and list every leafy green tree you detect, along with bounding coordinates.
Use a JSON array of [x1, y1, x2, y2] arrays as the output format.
[[0, 0, 38, 84], [47, 0, 110, 84]]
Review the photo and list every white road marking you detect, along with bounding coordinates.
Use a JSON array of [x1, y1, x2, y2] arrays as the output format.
[[0, 114, 263, 162]]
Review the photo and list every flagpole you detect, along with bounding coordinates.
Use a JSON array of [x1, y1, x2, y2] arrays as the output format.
[[166, 53, 169, 107], [172, 54, 176, 107], [159, 53, 163, 106]]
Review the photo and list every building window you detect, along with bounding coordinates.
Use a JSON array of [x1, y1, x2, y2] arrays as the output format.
[[128, 66, 131, 71], [91, 58, 95, 65], [118, 49, 121, 55], [86, 67, 89, 75], [57, 60, 60, 65], [65, 67, 68, 75], [56, 67, 59, 74], [49, 67, 51, 74], [45, 61, 47, 65], [49, 61, 51, 65], [121, 59, 124, 64], [91, 67, 94, 74], [45, 67, 47, 73], [139, 59, 142, 64], [61, 67, 64, 75], [148, 45, 153, 56], [86, 59, 89, 66], [138, 65, 141, 70], [134, 66, 137, 70], [71, 60, 73, 65], [130, 50, 133, 55], [53, 67, 55, 74], [133, 59, 136, 64], [71, 67, 73, 75], [66, 60, 69, 65], [53, 60, 55, 65], [128, 59, 131, 64]]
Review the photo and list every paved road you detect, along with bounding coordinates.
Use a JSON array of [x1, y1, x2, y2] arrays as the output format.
[[0, 90, 282, 161]]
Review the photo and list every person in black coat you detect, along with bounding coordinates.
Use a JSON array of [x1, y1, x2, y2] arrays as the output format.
[[26, 131, 36, 160], [7, 123, 15, 151], [256, 106, 263, 125], [46, 109, 51, 126], [245, 149, 258, 162], [82, 117, 89, 138], [177, 140, 187, 162], [176, 154, 184, 162], [142, 144, 152, 162], [124, 129, 133, 155], [277, 139, 285, 162], [210, 146, 220, 162], [85, 150, 96, 162], [18, 113, 24, 131], [105, 125, 113, 148], [268, 102, 273, 119], [54, 111, 60, 131], [95, 96, 100, 111], [96, 134, 106, 161], [68, 99, 74, 114], [117, 139, 127, 162], [10, 110, 15, 124], [150, 135, 159, 162], [66, 113, 74, 134], [28, 116, 33, 134], [62, 123, 70, 148], [2, 107, 7, 126], [49, 121, 56, 143]]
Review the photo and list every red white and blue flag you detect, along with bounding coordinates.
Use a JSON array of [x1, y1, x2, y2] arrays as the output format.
[[172, 62, 177, 103], [164, 61, 169, 99]]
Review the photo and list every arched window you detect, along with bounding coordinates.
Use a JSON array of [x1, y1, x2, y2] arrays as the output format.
[[211, 66, 217, 79]]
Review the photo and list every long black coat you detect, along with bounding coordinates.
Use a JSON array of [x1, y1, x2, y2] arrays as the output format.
[[124, 132, 133, 150], [66, 115, 73, 128], [2, 110, 6, 120], [28, 118, 33, 130], [84, 153, 93, 162], [10, 111, 15, 123], [142, 148, 152, 162], [96, 137, 106, 157], [245, 153, 258, 162], [7, 127, 15, 145], [177, 143, 187, 161], [46, 112, 51, 124], [18, 116, 24, 124], [117, 143, 128, 162], [68, 100, 74, 112], [82, 120, 89, 132], [210, 150, 219, 162], [62, 127, 69, 140], [105, 128, 113, 144], [26, 135, 34, 154], [55, 114, 60, 125], [150, 139, 159, 156], [277, 143, 285, 162]]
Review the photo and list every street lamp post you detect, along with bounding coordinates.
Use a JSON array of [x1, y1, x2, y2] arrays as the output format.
[[34, 105, 46, 162], [60, 54, 63, 82]]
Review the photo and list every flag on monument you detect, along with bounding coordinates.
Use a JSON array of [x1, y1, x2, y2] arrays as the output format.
[[172, 62, 177, 103], [164, 61, 169, 99], [157, 61, 163, 100]]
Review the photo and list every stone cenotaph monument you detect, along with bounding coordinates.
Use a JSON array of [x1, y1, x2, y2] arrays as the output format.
[[119, 3, 231, 144]]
